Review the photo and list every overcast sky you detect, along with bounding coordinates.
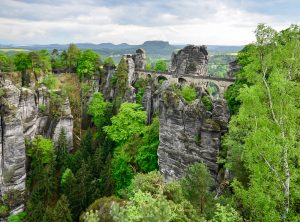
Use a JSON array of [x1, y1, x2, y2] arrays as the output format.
[[0, 0, 299, 45]]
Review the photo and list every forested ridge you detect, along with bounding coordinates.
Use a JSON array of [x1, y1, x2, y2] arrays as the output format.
[[0, 24, 300, 222]]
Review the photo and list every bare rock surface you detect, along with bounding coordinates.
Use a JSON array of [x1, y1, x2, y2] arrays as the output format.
[[169, 45, 208, 76], [0, 78, 73, 213]]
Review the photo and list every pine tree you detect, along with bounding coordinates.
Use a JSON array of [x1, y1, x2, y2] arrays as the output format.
[[57, 128, 68, 168], [52, 195, 73, 222]]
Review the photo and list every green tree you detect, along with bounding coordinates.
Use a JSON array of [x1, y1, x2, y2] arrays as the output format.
[[103, 57, 115, 66], [88, 92, 111, 129], [14, 52, 31, 86], [181, 162, 213, 215], [211, 204, 242, 222], [111, 57, 128, 108], [136, 117, 159, 172], [155, 59, 168, 72], [27, 136, 56, 165], [68, 162, 97, 220], [77, 49, 101, 80], [104, 103, 146, 144], [111, 145, 135, 192], [224, 24, 300, 222], [52, 195, 73, 222], [112, 190, 175, 222], [42, 74, 58, 90], [57, 129, 68, 168], [113, 171, 204, 222], [67, 43, 80, 72], [0, 53, 14, 73], [180, 85, 198, 104]]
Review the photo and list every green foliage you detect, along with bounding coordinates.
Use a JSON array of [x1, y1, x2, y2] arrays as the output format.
[[42, 74, 58, 90], [111, 145, 135, 192], [133, 78, 147, 105], [103, 57, 115, 66], [57, 129, 68, 167], [201, 95, 213, 111], [136, 117, 159, 172], [82, 196, 123, 222], [27, 136, 55, 164], [181, 162, 214, 215], [0, 53, 14, 72], [51, 195, 73, 222], [155, 59, 168, 72], [180, 85, 197, 104], [7, 212, 27, 222], [0, 88, 5, 97], [61, 168, 74, 191], [224, 81, 244, 115], [83, 210, 100, 222], [77, 49, 101, 80], [0, 204, 9, 217], [110, 114, 159, 192], [145, 62, 152, 71], [29, 50, 51, 72], [113, 171, 204, 222], [14, 52, 31, 72], [49, 91, 64, 118], [224, 24, 300, 221], [67, 43, 81, 72], [14, 52, 32, 86], [112, 190, 175, 222], [104, 103, 146, 144], [38, 104, 47, 113], [127, 171, 164, 197], [210, 204, 242, 222], [111, 57, 128, 107], [88, 92, 111, 128]]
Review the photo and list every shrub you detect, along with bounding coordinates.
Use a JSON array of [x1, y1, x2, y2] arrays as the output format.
[[202, 95, 213, 111], [155, 60, 168, 72], [103, 57, 115, 66], [0, 204, 9, 217], [0, 88, 5, 97], [7, 212, 27, 222], [211, 204, 242, 222], [42, 74, 58, 90], [180, 86, 197, 104], [38, 104, 47, 113], [83, 210, 100, 222]]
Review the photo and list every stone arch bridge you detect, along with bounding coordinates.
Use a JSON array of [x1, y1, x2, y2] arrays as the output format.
[[135, 69, 235, 97]]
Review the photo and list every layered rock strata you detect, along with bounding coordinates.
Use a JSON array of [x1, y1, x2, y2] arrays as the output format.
[[0, 78, 73, 213], [169, 45, 208, 76]]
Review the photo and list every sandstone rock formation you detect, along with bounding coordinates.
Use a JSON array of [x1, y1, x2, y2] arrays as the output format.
[[169, 45, 208, 76], [0, 77, 73, 213], [157, 87, 229, 181], [133, 48, 146, 70]]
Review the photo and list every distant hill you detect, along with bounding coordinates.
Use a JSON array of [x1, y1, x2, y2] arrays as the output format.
[[0, 41, 244, 60]]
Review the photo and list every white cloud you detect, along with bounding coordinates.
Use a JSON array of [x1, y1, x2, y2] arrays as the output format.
[[0, 0, 295, 45]]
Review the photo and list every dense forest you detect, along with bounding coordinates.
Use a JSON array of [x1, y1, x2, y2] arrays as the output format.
[[0, 24, 300, 222]]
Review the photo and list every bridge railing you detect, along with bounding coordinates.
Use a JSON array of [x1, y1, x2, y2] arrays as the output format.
[[135, 69, 235, 82]]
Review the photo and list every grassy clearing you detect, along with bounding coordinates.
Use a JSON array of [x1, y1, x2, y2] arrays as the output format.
[[0, 48, 29, 52]]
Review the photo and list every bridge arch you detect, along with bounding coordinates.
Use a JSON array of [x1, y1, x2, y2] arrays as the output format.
[[206, 81, 220, 98], [178, 77, 187, 84], [157, 75, 168, 84]]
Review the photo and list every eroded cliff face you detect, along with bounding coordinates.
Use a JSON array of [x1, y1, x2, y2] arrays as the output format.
[[169, 45, 208, 76], [157, 87, 229, 181], [139, 45, 230, 181], [0, 76, 73, 213]]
